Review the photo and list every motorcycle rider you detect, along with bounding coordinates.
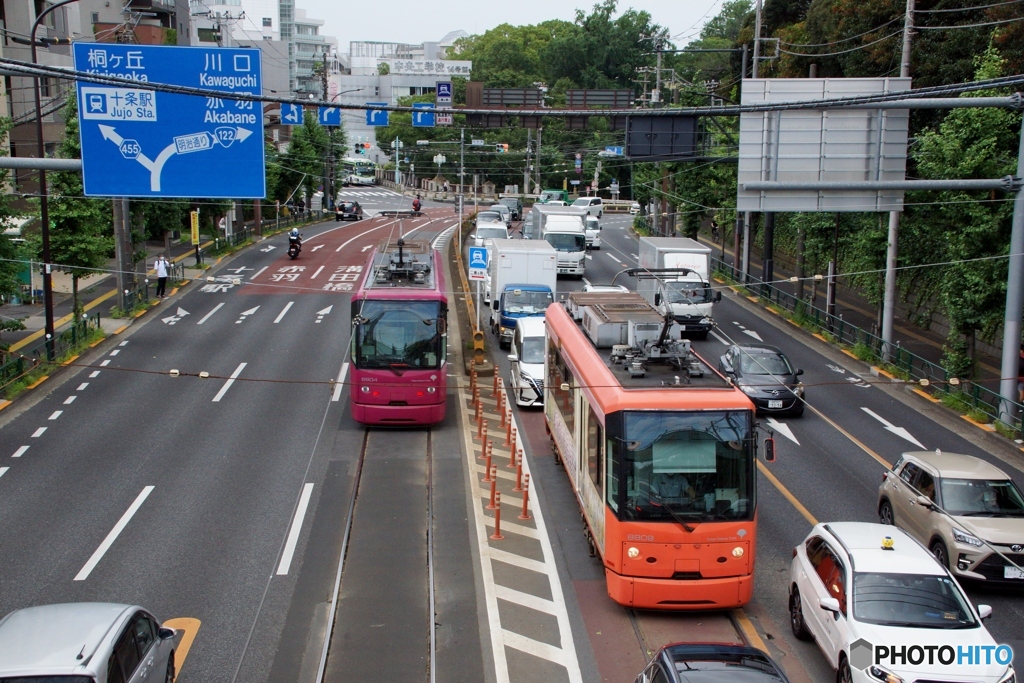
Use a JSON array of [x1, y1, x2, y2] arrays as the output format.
[[412, 195, 422, 213], [288, 228, 302, 255]]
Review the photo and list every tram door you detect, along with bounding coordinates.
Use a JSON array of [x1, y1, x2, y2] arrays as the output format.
[[575, 392, 606, 552]]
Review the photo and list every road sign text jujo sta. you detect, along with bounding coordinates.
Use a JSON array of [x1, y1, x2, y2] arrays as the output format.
[[73, 44, 266, 198]]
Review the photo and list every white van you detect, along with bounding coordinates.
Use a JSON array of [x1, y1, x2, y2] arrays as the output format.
[[572, 196, 603, 218], [584, 215, 601, 249], [507, 316, 546, 406]]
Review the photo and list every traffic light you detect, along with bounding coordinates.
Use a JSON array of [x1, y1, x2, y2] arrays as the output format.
[[495, 144, 508, 153], [355, 143, 368, 154]]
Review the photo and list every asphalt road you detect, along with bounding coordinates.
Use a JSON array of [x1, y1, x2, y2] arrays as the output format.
[[498, 208, 1024, 683]]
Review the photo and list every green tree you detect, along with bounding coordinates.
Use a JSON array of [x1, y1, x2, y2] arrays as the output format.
[[0, 118, 24, 301], [45, 96, 114, 317]]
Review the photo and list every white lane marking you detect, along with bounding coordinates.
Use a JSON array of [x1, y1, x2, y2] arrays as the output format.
[[251, 266, 268, 280], [89, 371, 100, 378], [77, 383, 89, 391], [332, 362, 348, 401], [360, 244, 374, 252], [310, 265, 325, 279], [274, 301, 295, 324], [0, 466, 7, 479], [277, 483, 314, 575], [743, 329, 764, 342], [197, 302, 225, 325], [767, 417, 801, 446], [582, 278, 591, 286], [64, 396, 76, 405], [212, 362, 247, 402], [31, 428, 46, 437], [49, 411, 62, 420], [861, 407, 925, 448], [710, 330, 729, 345], [310, 244, 324, 252], [119, 340, 129, 347], [316, 306, 333, 324], [100, 360, 110, 367], [502, 629, 571, 667], [605, 252, 625, 265], [12, 446, 29, 458], [236, 306, 259, 324], [74, 486, 154, 581], [109, 350, 120, 356]]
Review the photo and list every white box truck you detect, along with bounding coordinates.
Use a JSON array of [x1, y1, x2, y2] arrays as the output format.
[[488, 239, 558, 348], [523, 204, 587, 277], [636, 237, 721, 339]]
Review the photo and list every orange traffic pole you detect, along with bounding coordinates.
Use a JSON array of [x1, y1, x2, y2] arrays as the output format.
[[470, 368, 477, 393], [514, 454, 524, 492], [487, 465, 498, 509], [508, 438, 517, 469], [479, 437, 490, 461], [519, 474, 532, 520], [503, 419, 512, 447], [492, 371, 499, 398], [483, 448, 493, 482], [490, 492, 505, 540], [499, 392, 507, 428]]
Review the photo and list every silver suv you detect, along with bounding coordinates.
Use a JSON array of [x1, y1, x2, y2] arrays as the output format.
[[0, 602, 176, 682], [878, 450, 1024, 582]]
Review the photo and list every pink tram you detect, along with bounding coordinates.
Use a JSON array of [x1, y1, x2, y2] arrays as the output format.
[[349, 239, 448, 426]]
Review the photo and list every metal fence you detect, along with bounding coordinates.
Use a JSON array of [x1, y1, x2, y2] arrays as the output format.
[[1, 313, 102, 391], [208, 211, 324, 255], [712, 256, 1021, 434]]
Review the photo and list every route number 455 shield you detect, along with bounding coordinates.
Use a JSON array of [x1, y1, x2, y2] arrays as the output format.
[[73, 44, 266, 199]]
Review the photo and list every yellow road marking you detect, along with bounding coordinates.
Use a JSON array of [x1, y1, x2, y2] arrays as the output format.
[[8, 288, 117, 353], [757, 461, 818, 525], [733, 608, 770, 653], [162, 617, 200, 681], [807, 405, 892, 470]]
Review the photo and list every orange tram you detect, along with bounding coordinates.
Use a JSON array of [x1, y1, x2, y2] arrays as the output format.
[[543, 294, 772, 610]]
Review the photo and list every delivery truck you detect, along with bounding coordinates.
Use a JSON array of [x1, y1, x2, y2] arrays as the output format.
[[523, 204, 587, 277], [488, 239, 558, 348], [636, 237, 721, 339]]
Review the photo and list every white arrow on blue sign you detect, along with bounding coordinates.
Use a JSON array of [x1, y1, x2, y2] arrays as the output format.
[[468, 246, 488, 269], [365, 102, 389, 127], [73, 44, 265, 199], [318, 106, 341, 126], [412, 103, 435, 128], [281, 103, 304, 126]]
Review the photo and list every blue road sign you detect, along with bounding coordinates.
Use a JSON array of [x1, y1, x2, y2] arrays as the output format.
[[73, 44, 265, 198], [281, 103, 304, 126], [365, 102, 389, 127], [412, 103, 435, 128], [318, 106, 341, 126], [436, 82, 453, 99], [468, 246, 488, 270], [605, 146, 624, 156]]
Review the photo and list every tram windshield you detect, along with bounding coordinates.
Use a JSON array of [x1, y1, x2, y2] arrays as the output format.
[[353, 300, 445, 370], [609, 410, 754, 522]]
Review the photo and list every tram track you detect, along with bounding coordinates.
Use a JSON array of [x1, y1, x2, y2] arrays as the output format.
[[316, 428, 439, 682]]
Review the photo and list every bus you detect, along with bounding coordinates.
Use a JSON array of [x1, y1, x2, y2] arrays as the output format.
[[341, 158, 376, 186], [544, 295, 769, 610], [350, 239, 448, 426]]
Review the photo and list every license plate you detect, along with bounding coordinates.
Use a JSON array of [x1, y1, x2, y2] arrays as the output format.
[[768, 400, 783, 409], [679, 325, 689, 331], [1005, 566, 1024, 579]]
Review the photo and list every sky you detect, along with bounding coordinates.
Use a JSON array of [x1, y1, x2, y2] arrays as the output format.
[[303, 0, 724, 56]]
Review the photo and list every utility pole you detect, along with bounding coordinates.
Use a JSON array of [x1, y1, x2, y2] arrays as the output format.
[[752, 0, 763, 79], [534, 127, 542, 191], [881, 0, 914, 362], [459, 127, 465, 252], [523, 128, 531, 196]]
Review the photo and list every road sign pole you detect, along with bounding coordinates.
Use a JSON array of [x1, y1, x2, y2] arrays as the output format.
[[476, 280, 481, 331]]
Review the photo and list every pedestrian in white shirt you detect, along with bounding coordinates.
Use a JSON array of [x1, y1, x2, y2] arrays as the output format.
[[154, 254, 169, 298]]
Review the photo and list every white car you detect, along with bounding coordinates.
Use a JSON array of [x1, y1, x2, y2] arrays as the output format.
[[629, 202, 640, 216], [507, 316, 546, 407], [573, 196, 603, 218], [584, 215, 602, 249], [790, 522, 1012, 683], [582, 284, 629, 293]]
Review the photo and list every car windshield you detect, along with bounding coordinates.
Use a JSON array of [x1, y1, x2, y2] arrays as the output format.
[[572, 198, 591, 206], [546, 233, 586, 252], [491, 205, 508, 213], [853, 572, 977, 629], [505, 289, 553, 313], [666, 281, 712, 304], [738, 352, 792, 375], [520, 338, 545, 364], [612, 410, 754, 522], [500, 199, 517, 208], [476, 227, 507, 240], [477, 211, 501, 221], [353, 300, 443, 370], [939, 478, 1024, 516], [585, 218, 600, 231]]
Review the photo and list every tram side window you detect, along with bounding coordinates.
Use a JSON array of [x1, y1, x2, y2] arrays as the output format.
[[547, 344, 574, 434], [587, 403, 603, 491]]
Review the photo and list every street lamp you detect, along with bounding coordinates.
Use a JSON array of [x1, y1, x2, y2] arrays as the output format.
[[32, 0, 79, 361]]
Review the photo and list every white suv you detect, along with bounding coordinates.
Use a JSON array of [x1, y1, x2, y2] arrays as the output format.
[[507, 316, 546, 407], [572, 196, 603, 218], [789, 522, 1012, 683]]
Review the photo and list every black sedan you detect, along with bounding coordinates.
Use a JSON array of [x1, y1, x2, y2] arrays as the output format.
[[635, 643, 791, 683], [335, 201, 364, 221], [719, 344, 805, 416]]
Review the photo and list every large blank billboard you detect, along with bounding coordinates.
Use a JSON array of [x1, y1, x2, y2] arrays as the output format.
[[737, 78, 911, 212]]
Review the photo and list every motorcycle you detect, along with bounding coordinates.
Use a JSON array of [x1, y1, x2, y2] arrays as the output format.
[[288, 235, 302, 259]]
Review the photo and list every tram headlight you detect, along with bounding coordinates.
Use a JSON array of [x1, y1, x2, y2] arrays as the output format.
[[732, 547, 744, 558], [426, 386, 436, 394], [627, 546, 640, 559], [360, 386, 370, 393]]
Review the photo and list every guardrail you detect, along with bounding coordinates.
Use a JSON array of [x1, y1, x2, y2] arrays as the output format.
[[713, 256, 1022, 436], [1, 313, 102, 390]]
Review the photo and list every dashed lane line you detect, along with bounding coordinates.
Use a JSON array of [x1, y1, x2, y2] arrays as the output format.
[[276, 482, 314, 575], [197, 303, 224, 325], [64, 396, 76, 405], [332, 363, 348, 402], [31, 428, 46, 437], [212, 362, 247, 402], [274, 301, 295, 324], [48, 411, 62, 420], [12, 446, 29, 458], [74, 486, 154, 581]]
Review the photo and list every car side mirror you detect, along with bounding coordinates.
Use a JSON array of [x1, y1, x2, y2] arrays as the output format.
[[159, 627, 176, 640], [977, 604, 993, 620], [654, 293, 662, 306], [819, 597, 841, 613], [763, 437, 776, 463], [796, 368, 804, 376], [508, 354, 518, 362], [714, 291, 722, 303]]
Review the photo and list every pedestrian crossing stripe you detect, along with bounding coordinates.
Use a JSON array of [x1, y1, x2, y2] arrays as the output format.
[[337, 190, 401, 197]]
